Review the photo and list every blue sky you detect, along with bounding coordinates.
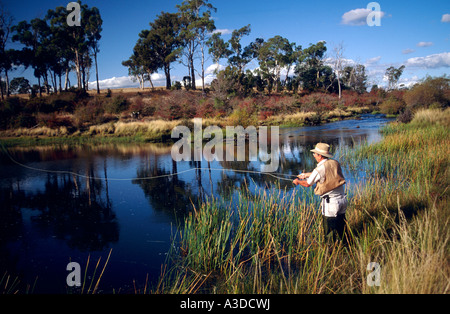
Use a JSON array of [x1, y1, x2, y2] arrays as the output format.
[[4, 0, 450, 90]]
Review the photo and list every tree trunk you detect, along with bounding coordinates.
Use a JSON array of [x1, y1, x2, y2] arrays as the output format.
[[94, 51, 100, 94], [147, 71, 154, 91], [53, 71, 58, 93], [190, 56, 196, 90], [138, 74, 144, 90], [316, 70, 320, 89], [338, 77, 342, 100], [81, 60, 86, 90], [64, 68, 69, 91], [75, 48, 82, 89], [38, 76, 42, 97], [94, 50, 100, 94], [200, 44, 205, 92], [0, 73, 3, 100], [164, 64, 171, 90], [5, 69, 10, 97], [284, 65, 291, 87]]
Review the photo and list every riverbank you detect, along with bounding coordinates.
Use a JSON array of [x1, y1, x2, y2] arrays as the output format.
[[0, 108, 372, 148], [0, 88, 379, 147], [155, 108, 449, 294]]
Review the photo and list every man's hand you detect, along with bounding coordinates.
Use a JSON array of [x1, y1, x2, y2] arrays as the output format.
[[298, 172, 311, 180], [293, 178, 311, 187]]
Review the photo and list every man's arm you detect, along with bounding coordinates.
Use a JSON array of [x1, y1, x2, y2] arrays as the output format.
[[293, 178, 312, 187]]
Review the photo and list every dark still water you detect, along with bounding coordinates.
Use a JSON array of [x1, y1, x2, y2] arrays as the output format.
[[0, 114, 392, 293]]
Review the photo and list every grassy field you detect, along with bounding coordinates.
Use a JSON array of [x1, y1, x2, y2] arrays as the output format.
[[153, 108, 450, 294]]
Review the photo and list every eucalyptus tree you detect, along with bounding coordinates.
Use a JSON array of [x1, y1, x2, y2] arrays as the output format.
[[207, 32, 231, 72], [146, 12, 183, 90], [385, 65, 405, 90], [343, 64, 367, 93], [294, 41, 329, 92], [12, 18, 50, 96], [332, 43, 345, 99], [84, 6, 102, 94], [46, 6, 75, 91], [256, 35, 294, 93], [0, 2, 14, 98], [9, 77, 31, 94], [132, 30, 160, 90], [177, 0, 216, 90], [227, 24, 252, 74], [14, 1, 103, 93], [122, 54, 146, 90]]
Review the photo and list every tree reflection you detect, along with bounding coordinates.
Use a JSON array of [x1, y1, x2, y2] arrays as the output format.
[[133, 156, 198, 221], [0, 169, 118, 252]]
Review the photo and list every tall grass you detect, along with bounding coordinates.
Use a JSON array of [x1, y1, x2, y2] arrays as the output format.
[[158, 108, 449, 294]]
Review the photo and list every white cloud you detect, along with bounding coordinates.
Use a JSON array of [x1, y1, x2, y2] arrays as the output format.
[[405, 52, 450, 69], [416, 41, 433, 47], [88, 76, 136, 89], [150, 73, 165, 82], [211, 28, 233, 35], [402, 48, 415, 55], [365, 56, 382, 65], [442, 14, 450, 23], [194, 74, 216, 88], [88, 74, 166, 90], [341, 8, 385, 26], [205, 63, 225, 74], [398, 76, 420, 88]]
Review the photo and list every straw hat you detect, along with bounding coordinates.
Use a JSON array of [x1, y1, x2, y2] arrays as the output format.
[[310, 143, 332, 158]]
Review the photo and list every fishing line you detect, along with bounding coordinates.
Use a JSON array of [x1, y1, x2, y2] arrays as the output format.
[[1, 143, 298, 182]]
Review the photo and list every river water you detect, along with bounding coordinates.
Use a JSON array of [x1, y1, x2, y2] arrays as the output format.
[[0, 114, 392, 293]]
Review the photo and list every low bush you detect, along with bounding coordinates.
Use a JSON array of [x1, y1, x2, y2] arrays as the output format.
[[104, 95, 129, 114], [379, 97, 406, 115], [403, 76, 450, 110]]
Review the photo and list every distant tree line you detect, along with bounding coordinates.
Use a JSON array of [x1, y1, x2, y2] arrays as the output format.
[[123, 0, 371, 96], [0, 0, 102, 99], [0, 0, 419, 100]]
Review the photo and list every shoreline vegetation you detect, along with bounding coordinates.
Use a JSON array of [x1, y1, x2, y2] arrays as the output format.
[[0, 84, 426, 147]]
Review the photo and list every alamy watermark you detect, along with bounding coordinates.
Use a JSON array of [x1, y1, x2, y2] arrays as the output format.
[[171, 118, 280, 173], [66, 262, 81, 287], [367, 262, 381, 287], [367, 2, 382, 27], [66, 2, 81, 27]]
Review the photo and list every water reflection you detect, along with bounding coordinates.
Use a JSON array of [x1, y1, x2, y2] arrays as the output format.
[[0, 114, 392, 293]]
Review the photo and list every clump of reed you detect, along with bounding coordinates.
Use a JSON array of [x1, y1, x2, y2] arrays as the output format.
[[86, 119, 181, 141], [0, 126, 70, 137], [169, 183, 353, 294], [262, 111, 318, 126]]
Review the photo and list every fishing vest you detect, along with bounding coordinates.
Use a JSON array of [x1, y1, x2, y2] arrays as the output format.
[[314, 159, 346, 196]]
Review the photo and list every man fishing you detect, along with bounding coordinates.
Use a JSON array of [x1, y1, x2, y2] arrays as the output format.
[[293, 143, 348, 242]]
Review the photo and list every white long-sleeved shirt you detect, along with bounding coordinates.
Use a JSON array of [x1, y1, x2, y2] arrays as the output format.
[[307, 159, 347, 217]]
